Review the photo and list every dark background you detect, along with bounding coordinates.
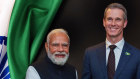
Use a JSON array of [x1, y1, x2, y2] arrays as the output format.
[[36, 0, 140, 79]]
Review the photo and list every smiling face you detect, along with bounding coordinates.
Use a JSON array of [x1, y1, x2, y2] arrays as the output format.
[[45, 32, 69, 65], [103, 8, 127, 41], [47, 32, 69, 55]]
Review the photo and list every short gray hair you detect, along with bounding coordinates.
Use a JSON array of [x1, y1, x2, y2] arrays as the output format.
[[104, 3, 127, 20], [46, 28, 70, 44]]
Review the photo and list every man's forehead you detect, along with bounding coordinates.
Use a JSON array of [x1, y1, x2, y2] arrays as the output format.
[[107, 8, 112, 12], [49, 32, 68, 41], [51, 41, 69, 44], [51, 32, 68, 38], [106, 8, 124, 17], [106, 8, 124, 14]]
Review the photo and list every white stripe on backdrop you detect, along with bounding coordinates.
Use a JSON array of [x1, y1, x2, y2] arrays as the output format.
[[0, 0, 15, 78]]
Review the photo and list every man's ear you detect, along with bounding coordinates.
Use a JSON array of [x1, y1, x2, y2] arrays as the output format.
[[45, 42, 48, 52], [123, 20, 128, 28], [103, 18, 106, 28]]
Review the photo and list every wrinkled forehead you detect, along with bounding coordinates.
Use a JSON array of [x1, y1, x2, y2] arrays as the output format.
[[107, 8, 124, 13], [105, 8, 125, 19], [107, 8, 124, 15], [51, 42, 69, 45], [49, 32, 69, 44]]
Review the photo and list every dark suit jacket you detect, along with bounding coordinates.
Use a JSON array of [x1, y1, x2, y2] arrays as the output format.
[[82, 42, 140, 79]]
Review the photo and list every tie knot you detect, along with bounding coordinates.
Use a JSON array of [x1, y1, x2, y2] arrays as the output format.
[[109, 45, 116, 50]]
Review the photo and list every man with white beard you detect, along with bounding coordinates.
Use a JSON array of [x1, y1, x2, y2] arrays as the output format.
[[26, 29, 78, 79]]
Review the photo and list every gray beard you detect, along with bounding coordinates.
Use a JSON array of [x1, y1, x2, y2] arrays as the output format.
[[47, 49, 69, 66]]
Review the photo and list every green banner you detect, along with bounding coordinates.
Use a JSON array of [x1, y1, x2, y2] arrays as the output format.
[[7, 0, 62, 79]]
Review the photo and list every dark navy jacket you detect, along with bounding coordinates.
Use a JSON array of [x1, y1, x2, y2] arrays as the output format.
[[82, 42, 140, 79], [32, 54, 77, 79]]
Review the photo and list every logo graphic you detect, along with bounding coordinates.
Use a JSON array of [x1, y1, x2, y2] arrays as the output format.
[[125, 52, 131, 56]]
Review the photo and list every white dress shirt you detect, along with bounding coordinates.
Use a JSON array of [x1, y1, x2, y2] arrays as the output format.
[[25, 66, 78, 79], [106, 38, 125, 70]]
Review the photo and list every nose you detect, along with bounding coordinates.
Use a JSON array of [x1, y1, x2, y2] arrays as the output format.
[[58, 45, 64, 52], [111, 20, 116, 26]]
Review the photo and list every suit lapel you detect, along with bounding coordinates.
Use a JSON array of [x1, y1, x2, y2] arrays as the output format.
[[114, 42, 132, 78], [97, 42, 108, 78]]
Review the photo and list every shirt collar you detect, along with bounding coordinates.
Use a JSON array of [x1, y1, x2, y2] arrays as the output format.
[[106, 38, 125, 50]]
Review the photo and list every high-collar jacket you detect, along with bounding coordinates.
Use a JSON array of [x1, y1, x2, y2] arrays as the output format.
[[32, 54, 77, 79]]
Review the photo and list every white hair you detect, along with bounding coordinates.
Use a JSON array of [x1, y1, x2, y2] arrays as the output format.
[[46, 28, 70, 45]]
